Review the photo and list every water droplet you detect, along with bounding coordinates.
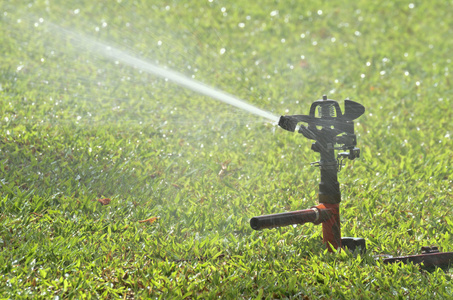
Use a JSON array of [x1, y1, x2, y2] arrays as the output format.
[[220, 48, 226, 55], [380, 70, 386, 75], [317, 10, 323, 15], [157, 40, 162, 46], [238, 22, 245, 28], [409, 3, 415, 9], [270, 10, 279, 17]]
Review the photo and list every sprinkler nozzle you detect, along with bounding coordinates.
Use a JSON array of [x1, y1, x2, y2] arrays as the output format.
[[278, 115, 298, 132]]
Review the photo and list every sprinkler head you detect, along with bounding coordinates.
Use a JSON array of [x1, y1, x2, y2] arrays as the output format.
[[278, 96, 364, 151]]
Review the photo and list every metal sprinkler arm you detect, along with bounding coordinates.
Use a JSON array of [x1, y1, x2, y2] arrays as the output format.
[[250, 205, 335, 230], [250, 95, 365, 252]]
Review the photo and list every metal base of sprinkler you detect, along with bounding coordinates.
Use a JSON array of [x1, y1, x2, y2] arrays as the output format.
[[383, 247, 453, 269], [341, 237, 367, 253]]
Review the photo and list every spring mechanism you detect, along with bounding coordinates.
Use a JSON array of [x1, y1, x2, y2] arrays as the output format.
[[318, 104, 336, 118]]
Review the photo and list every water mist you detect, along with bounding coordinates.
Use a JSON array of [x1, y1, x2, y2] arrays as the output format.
[[53, 24, 279, 123]]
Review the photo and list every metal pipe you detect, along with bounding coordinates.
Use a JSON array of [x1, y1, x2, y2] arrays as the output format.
[[250, 207, 333, 230]]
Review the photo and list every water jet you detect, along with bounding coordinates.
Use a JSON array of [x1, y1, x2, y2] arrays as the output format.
[[53, 24, 279, 123]]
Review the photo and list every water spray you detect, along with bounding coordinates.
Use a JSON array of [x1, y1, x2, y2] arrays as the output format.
[[53, 24, 279, 123], [250, 96, 453, 268]]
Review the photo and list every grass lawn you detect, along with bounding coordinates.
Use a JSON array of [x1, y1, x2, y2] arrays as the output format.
[[1, 0, 452, 298]]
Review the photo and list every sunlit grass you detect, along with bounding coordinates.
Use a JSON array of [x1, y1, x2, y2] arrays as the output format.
[[1, 0, 452, 298]]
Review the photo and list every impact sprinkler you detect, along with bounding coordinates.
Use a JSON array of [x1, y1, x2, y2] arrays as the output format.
[[250, 95, 365, 252], [250, 95, 453, 269]]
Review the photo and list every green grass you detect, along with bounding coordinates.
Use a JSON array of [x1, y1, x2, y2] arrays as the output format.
[[1, 0, 452, 298]]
